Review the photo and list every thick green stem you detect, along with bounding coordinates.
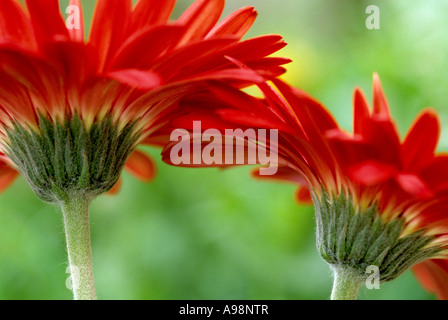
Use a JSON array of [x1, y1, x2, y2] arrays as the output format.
[[61, 193, 97, 300], [330, 265, 362, 300]]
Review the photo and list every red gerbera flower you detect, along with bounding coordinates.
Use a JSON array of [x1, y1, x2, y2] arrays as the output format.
[[324, 75, 448, 299], [162, 75, 448, 300], [0, 0, 289, 299], [0, 0, 289, 196]]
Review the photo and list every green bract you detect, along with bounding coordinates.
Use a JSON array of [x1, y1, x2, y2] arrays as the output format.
[[4, 114, 140, 203], [314, 192, 443, 283]]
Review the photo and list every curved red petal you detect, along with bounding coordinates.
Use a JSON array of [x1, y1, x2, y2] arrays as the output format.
[[207, 6, 257, 40], [225, 35, 287, 62], [372, 73, 391, 119], [394, 173, 433, 199], [152, 38, 237, 77], [216, 109, 294, 134], [251, 166, 307, 185], [110, 25, 184, 70], [413, 260, 448, 300], [0, 0, 36, 49], [0, 48, 66, 120], [177, 0, 225, 45], [67, 0, 84, 42], [0, 166, 18, 193], [348, 160, 397, 186], [296, 186, 313, 204], [25, 0, 69, 44], [273, 78, 338, 134], [361, 117, 402, 165], [130, 0, 176, 32], [402, 109, 440, 171], [420, 155, 448, 193], [106, 69, 162, 90], [125, 150, 156, 182], [107, 177, 122, 195], [89, 0, 132, 71], [353, 87, 371, 135]]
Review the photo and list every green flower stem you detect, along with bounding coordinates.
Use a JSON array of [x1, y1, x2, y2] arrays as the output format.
[[330, 265, 362, 300], [61, 193, 97, 300]]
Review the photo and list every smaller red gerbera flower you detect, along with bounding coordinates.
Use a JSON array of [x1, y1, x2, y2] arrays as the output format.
[[326, 74, 439, 216], [162, 75, 448, 300]]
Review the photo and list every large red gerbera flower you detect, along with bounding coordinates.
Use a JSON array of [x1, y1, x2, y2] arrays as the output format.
[[0, 0, 289, 197], [162, 75, 448, 300], [0, 0, 289, 300]]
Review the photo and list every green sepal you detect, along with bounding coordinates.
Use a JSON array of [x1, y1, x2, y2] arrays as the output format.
[[5, 114, 140, 203], [314, 192, 443, 283]]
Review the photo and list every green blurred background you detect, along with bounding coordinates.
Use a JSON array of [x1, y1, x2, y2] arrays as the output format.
[[1, 0, 447, 300]]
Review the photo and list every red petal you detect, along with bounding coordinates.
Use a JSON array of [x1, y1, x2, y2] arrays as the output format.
[[0, 0, 36, 49], [125, 150, 156, 182], [273, 78, 338, 134], [106, 69, 161, 90], [325, 130, 373, 174], [372, 73, 391, 119], [296, 186, 312, 204], [224, 35, 287, 62], [243, 57, 292, 74], [0, 48, 66, 120], [215, 109, 295, 134], [208, 83, 274, 116], [360, 117, 402, 165], [89, 0, 132, 71], [412, 203, 448, 228], [420, 155, 448, 193], [152, 38, 237, 78], [152, 35, 285, 81], [207, 6, 257, 40], [121, 81, 198, 123], [353, 87, 371, 135], [192, 68, 265, 84], [25, 0, 69, 44], [109, 25, 184, 69], [251, 166, 307, 185], [107, 178, 122, 195], [0, 71, 38, 127], [67, 0, 84, 42], [402, 109, 440, 171], [171, 110, 234, 132], [271, 79, 338, 171], [348, 160, 397, 186], [130, 0, 175, 32], [394, 173, 433, 199], [413, 260, 448, 300], [0, 166, 18, 192], [177, 0, 225, 45]]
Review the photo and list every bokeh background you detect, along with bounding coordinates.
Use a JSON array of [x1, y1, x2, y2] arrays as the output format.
[[1, 0, 447, 300]]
